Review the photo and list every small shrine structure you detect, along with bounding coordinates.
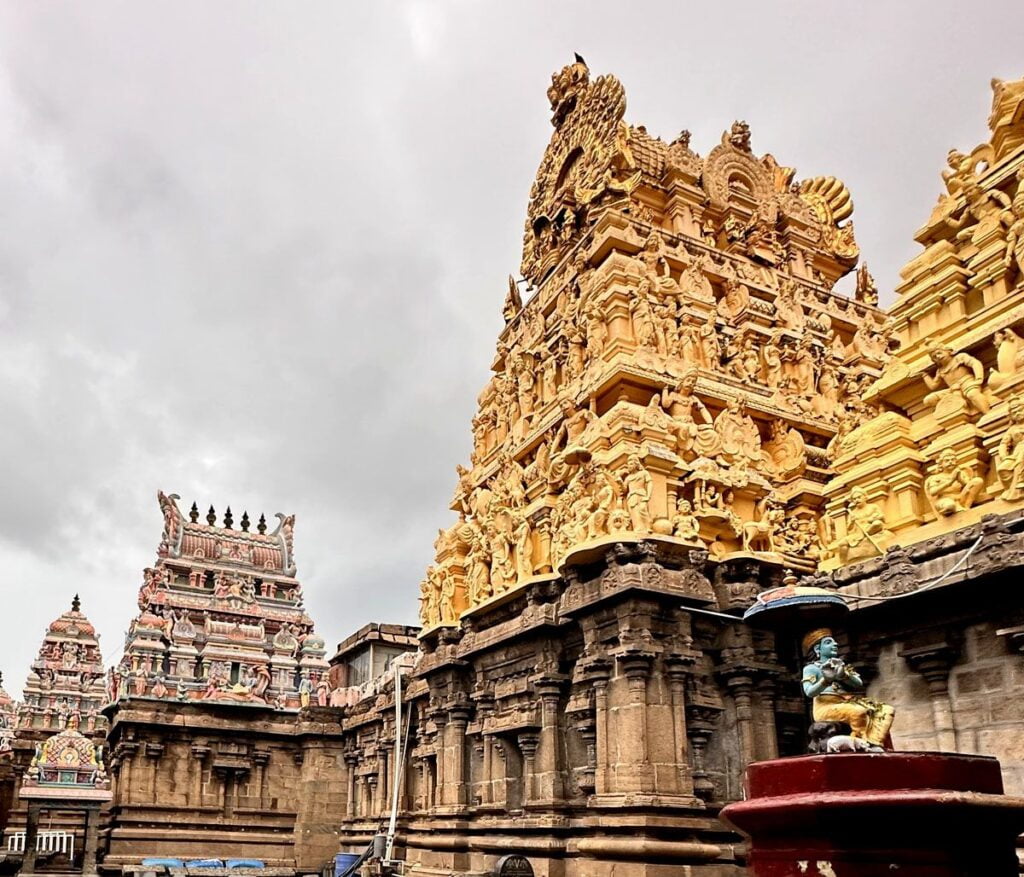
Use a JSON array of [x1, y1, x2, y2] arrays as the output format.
[[16, 716, 111, 877]]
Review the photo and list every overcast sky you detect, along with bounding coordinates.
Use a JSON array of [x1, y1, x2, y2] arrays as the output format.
[[1, 2, 1022, 697]]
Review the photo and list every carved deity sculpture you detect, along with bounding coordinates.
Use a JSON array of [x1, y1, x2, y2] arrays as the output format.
[[631, 279, 660, 351], [1006, 177, 1024, 283], [513, 512, 534, 580], [950, 180, 1011, 247], [829, 487, 891, 562], [924, 449, 985, 517], [995, 394, 1024, 501], [640, 231, 679, 294], [762, 418, 807, 480], [714, 397, 762, 466], [922, 342, 991, 416], [584, 299, 609, 361], [623, 455, 653, 534], [725, 330, 760, 381], [661, 371, 721, 458], [785, 335, 818, 396], [717, 279, 750, 323], [672, 498, 701, 543], [989, 326, 1024, 390], [696, 312, 721, 369], [854, 262, 879, 306], [802, 629, 894, 750], [585, 466, 623, 539], [761, 332, 785, 389], [774, 280, 806, 331]]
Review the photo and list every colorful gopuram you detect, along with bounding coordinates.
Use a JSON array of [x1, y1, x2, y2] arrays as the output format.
[[111, 492, 329, 706], [100, 494, 344, 871], [17, 597, 107, 736], [1, 598, 107, 854]]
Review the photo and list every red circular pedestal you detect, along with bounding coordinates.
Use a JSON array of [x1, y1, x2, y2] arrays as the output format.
[[720, 752, 1024, 876]]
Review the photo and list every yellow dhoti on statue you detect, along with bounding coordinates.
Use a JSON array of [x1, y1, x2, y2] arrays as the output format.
[[813, 694, 895, 748]]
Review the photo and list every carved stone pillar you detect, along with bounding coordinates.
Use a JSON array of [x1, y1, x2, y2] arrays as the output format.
[[665, 654, 696, 792], [189, 743, 209, 808], [118, 740, 141, 805], [82, 806, 101, 876], [685, 704, 722, 802], [609, 648, 656, 794], [722, 670, 757, 767], [573, 717, 597, 795], [901, 642, 960, 751], [532, 675, 567, 803], [22, 802, 40, 874], [518, 732, 540, 805], [344, 751, 359, 819], [471, 689, 496, 807], [584, 659, 612, 795], [438, 707, 469, 811]]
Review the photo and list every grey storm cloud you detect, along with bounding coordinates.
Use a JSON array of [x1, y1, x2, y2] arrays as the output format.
[[1, 0, 1022, 695]]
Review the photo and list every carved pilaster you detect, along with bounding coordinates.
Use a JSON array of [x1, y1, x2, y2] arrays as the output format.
[[900, 640, 961, 751]]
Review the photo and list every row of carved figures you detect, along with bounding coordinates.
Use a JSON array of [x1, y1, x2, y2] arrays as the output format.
[[826, 392, 1024, 564], [474, 314, 883, 467]]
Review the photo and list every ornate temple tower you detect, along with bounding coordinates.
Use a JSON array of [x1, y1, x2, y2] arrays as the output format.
[[1, 597, 107, 854], [338, 58, 885, 877], [101, 493, 343, 871], [17, 596, 107, 736], [112, 492, 328, 706], [814, 74, 1024, 789]]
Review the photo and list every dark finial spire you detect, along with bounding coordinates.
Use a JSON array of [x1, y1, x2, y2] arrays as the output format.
[[257, 513, 267, 535], [574, 51, 586, 65], [72, 593, 81, 613], [189, 502, 199, 523], [223, 506, 233, 529], [206, 505, 217, 525], [240, 511, 250, 532]]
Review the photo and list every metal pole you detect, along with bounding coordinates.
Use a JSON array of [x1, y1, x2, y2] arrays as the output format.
[[383, 664, 402, 863]]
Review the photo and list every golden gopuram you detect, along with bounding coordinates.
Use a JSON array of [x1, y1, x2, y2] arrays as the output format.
[[2, 57, 1024, 877]]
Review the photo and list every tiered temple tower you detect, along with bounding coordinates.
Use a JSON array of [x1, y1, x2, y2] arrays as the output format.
[[813, 74, 1024, 789], [100, 493, 344, 871], [1, 598, 107, 853], [111, 491, 329, 705], [338, 57, 886, 877], [17, 596, 107, 736]]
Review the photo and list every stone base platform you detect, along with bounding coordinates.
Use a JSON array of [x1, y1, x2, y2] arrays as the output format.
[[720, 752, 1024, 876]]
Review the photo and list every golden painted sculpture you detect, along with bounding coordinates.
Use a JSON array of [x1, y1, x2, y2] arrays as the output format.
[[802, 628, 895, 751]]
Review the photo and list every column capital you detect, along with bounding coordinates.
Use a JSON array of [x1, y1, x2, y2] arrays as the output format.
[[899, 642, 960, 695]]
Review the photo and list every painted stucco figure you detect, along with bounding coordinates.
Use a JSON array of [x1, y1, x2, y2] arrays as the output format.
[[802, 628, 895, 750]]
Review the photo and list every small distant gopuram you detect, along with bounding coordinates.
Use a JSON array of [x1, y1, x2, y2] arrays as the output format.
[[1, 597, 107, 862]]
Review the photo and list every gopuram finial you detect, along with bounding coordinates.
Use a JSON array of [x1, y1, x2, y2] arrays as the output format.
[[241, 511, 250, 532], [206, 505, 217, 526], [71, 594, 81, 613], [223, 507, 234, 529], [189, 502, 199, 523], [257, 513, 267, 535]]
